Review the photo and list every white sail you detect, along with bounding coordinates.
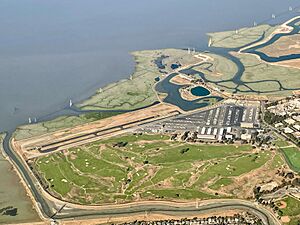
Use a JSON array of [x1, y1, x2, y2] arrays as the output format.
[[208, 38, 212, 47], [28, 117, 32, 124], [69, 99, 73, 107]]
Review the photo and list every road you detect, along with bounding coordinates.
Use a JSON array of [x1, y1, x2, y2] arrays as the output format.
[[52, 199, 280, 225], [1, 72, 281, 225], [2, 127, 282, 225], [2, 15, 298, 225]]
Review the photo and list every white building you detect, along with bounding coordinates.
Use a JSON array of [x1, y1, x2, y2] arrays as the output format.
[[284, 127, 294, 134], [197, 134, 216, 140], [293, 124, 300, 131], [241, 133, 252, 141], [284, 118, 296, 125]]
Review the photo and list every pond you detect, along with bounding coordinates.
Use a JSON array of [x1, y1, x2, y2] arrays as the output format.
[[190, 86, 210, 97]]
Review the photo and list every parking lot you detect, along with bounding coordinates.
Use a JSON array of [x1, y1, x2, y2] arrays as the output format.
[[141, 104, 260, 134]]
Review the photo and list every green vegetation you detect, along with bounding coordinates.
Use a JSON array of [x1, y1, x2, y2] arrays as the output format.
[[194, 152, 270, 187], [264, 111, 286, 125], [191, 53, 238, 82], [14, 111, 122, 141], [182, 50, 300, 96], [236, 53, 300, 95], [209, 178, 233, 190], [141, 189, 216, 200], [275, 139, 290, 148], [203, 21, 300, 96], [82, 111, 121, 120], [281, 196, 300, 216], [207, 24, 277, 48], [286, 218, 300, 225], [33, 133, 278, 205], [274, 137, 300, 173], [77, 49, 201, 111], [276, 196, 300, 225], [270, 154, 285, 170], [281, 147, 300, 172]]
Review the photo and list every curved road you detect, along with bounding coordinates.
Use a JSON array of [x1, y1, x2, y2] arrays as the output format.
[[3, 15, 298, 225], [52, 199, 280, 225], [2, 130, 281, 225]]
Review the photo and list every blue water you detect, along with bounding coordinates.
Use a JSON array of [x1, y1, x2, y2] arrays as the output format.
[[245, 17, 300, 62], [191, 86, 210, 97], [0, 0, 300, 131], [155, 73, 223, 111], [176, 16, 300, 96]]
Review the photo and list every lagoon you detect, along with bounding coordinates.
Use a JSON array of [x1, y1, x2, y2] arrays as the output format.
[[191, 86, 210, 97]]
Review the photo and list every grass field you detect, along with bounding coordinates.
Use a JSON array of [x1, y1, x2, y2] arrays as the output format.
[[77, 49, 201, 111], [207, 24, 277, 49], [209, 178, 233, 190], [275, 139, 290, 148], [33, 133, 280, 205], [13, 111, 122, 141], [281, 147, 300, 172], [274, 137, 300, 173], [276, 196, 300, 225], [281, 196, 300, 216]]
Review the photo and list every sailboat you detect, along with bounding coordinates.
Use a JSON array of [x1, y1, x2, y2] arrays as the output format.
[[28, 117, 32, 124], [69, 99, 73, 107], [208, 38, 212, 47]]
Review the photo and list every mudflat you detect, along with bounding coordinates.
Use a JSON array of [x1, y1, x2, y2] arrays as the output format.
[[0, 134, 40, 224]]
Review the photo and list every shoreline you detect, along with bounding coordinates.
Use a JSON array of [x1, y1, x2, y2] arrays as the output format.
[[3, 15, 300, 225], [0, 133, 42, 224]]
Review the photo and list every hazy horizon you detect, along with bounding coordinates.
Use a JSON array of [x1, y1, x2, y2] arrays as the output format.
[[0, 0, 299, 131]]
